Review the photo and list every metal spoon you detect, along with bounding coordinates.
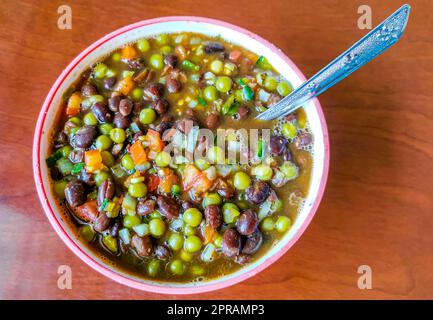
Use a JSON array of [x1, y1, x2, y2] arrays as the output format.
[[256, 4, 411, 121]]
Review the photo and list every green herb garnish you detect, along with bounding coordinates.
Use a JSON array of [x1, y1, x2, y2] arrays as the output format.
[[239, 79, 254, 101], [99, 199, 109, 211], [257, 139, 263, 159], [46, 151, 63, 168], [71, 162, 84, 175], [181, 60, 200, 71], [197, 96, 207, 106], [221, 95, 240, 116]]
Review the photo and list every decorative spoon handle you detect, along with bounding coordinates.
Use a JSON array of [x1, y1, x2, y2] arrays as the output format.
[[256, 4, 411, 121]]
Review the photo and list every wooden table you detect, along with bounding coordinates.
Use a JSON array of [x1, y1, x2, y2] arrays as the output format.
[[1, 0, 432, 299]]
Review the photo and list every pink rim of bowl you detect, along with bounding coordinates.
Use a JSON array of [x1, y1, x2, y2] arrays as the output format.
[[33, 16, 329, 294]]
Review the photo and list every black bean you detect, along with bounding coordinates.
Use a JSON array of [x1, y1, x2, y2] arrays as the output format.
[[155, 119, 174, 135], [222, 228, 241, 258], [64, 180, 86, 207], [283, 148, 292, 161], [103, 77, 117, 90], [68, 149, 84, 163], [137, 199, 156, 216], [269, 135, 287, 156], [108, 96, 121, 112], [92, 102, 112, 123], [181, 201, 194, 212], [109, 219, 121, 237], [236, 209, 259, 236], [164, 54, 178, 68], [205, 113, 220, 130], [145, 83, 164, 100], [131, 235, 153, 258], [166, 77, 182, 93], [97, 179, 115, 206], [156, 195, 180, 220], [81, 83, 97, 96], [128, 57, 145, 69], [214, 178, 234, 199], [55, 131, 68, 146], [72, 125, 97, 148], [119, 98, 133, 116], [113, 112, 130, 129], [245, 180, 271, 205], [295, 132, 313, 148], [235, 106, 250, 120], [152, 99, 169, 115], [93, 213, 110, 232], [77, 168, 95, 186], [242, 229, 263, 255], [50, 166, 62, 180], [203, 42, 225, 53], [155, 244, 172, 260], [205, 205, 222, 229]]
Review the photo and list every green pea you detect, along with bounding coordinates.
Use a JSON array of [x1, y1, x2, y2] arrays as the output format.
[[131, 87, 144, 101], [223, 203, 240, 224], [59, 145, 73, 158], [184, 235, 202, 253], [111, 52, 121, 62], [121, 154, 135, 170], [69, 116, 83, 127], [147, 259, 160, 277], [260, 216, 275, 232], [53, 180, 67, 199], [168, 233, 184, 251], [102, 234, 118, 253], [183, 208, 203, 227], [215, 76, 233, 93], [233, 171, 251, 190], [203, 86, 219, 101], [190, 264, 206, 276], [150, 54, 164, 70], [79, 225, 95, 242], [160, 45, 172, 54], [110, 128, 126, 144], [128, 182, 147, 198], [252, 164, 273, 181], [150, 210, 162, 219], [275, 216, 292, 233], [155, 151, 171, 167], [84, 112, 98, 126], [180, 249, 193, 262], [214, 234, 223, 248], [210, 60, 224, 74], [171, 184, 181, 196], [95, 171, 111, 187], [101, 151, 115, 167], [56, 158, 73, 175], [264, 76, 278, 91], [169, 259, 185, 275], [137, 39, 150, 52], [277, 81, 293, 96], [149, 218, 166, 237], [99, 123, 114, 135], [280, 161, 298, 180], [139, 108, 156, 125], [123, 215, 141, 228], [95, 135, 112, 151], [194, 158, 210, 170], [184, 225, 196, 236], [94, 63, 108, 79], [203, 193, 222, 208], [155, 34, 169, 45], [207, 146, 225, 164], [282, 122, 297, 139]]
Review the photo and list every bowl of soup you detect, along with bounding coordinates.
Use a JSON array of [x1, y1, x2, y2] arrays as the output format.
[[33, 16, 329, 293]]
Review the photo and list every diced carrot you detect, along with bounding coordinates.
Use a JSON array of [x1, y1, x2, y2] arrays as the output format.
[[175, 45, 187, 61], [183, 164, 212, 194], [229, 50, 242, 62], [158, 168, 179, 194], [66, 92, 82, 116], [121, 45, 139, 60], [147, 174, 160, 192], [202, 224, 218, 244], [129, 141, 147, 165], [145, 129, 164, 152], [116, 76, 135, 95], [84, 150, 103, 172]]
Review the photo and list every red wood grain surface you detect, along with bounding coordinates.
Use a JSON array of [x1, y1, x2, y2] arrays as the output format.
[[1, 0, 432, 299]]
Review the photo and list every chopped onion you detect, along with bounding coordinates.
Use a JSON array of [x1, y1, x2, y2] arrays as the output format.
[[201, 243, 216, 262]]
